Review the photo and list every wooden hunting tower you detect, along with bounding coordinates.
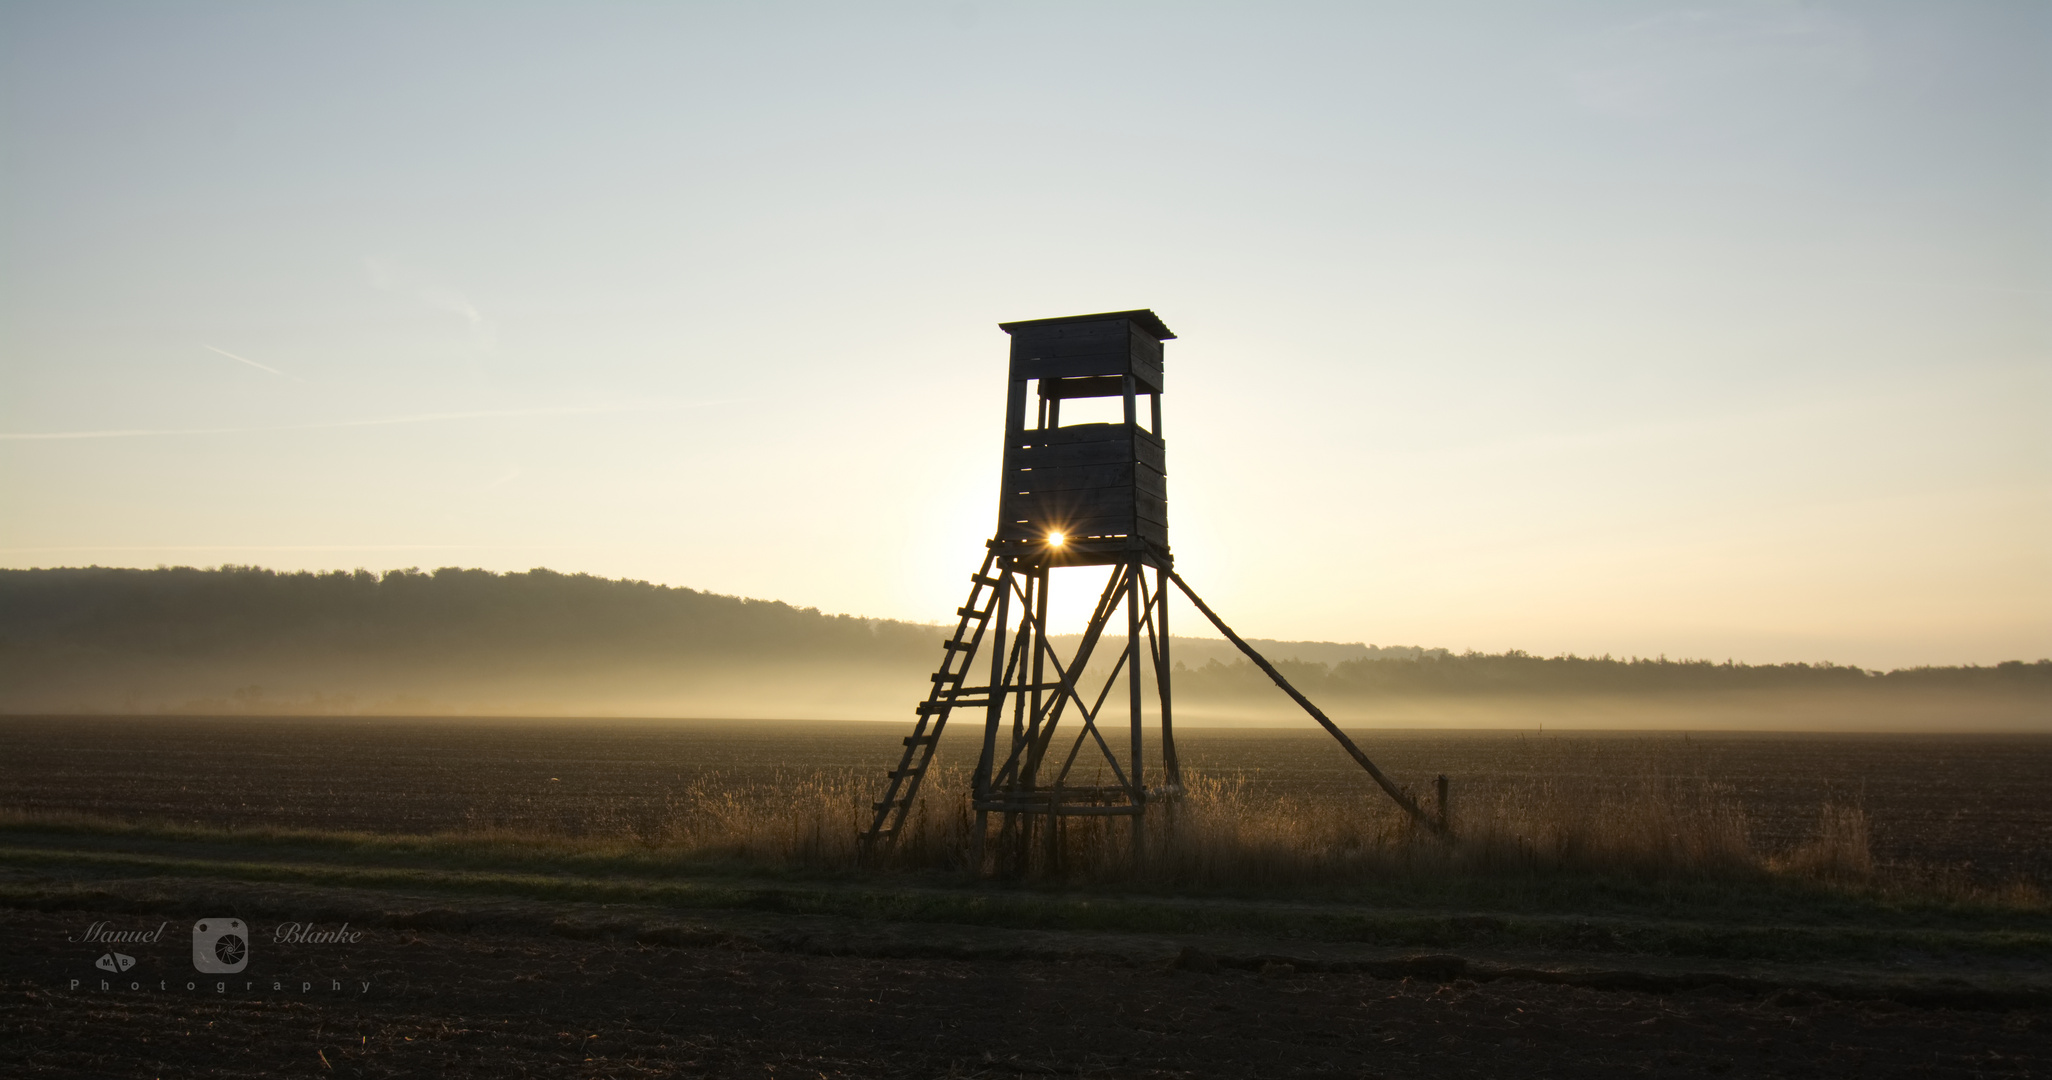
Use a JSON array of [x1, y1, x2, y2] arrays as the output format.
[[863, 309, 1444, 870]]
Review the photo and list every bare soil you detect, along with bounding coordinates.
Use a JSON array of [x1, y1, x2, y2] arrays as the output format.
[[5, 893, 2045, 1079]]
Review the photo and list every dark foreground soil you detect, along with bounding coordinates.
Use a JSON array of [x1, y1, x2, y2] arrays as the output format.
[[3, 903, 2044, 1079]]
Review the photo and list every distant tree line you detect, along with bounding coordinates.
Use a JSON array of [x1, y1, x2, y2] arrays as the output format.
[[1174, 651, 2051, 700], [1, 565, 2044, 700]]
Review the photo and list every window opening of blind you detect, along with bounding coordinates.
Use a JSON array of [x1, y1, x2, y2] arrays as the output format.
[[1050, 393, 1124, 427]]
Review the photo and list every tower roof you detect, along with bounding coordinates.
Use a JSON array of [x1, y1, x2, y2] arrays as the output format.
[[998, 309, 1175, 341]]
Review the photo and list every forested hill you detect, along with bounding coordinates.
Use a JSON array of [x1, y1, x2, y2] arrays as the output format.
[[0, 565, 935, 665], [0, 565, 2044, 721]]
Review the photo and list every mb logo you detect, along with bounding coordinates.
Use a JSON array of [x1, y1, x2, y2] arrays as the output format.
[[94, 952, 135, 973], [192, 918, 249, 973]]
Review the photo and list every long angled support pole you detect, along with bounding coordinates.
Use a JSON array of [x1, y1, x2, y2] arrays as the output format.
[[1166, 571, 1445, 836]]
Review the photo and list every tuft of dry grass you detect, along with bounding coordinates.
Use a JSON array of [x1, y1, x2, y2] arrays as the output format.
[[1772, 802, 1875, 882], [446, 767, 979, 872]]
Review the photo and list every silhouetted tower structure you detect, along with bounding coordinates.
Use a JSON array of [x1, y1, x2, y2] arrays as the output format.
[[862, 310, 1443, 868]]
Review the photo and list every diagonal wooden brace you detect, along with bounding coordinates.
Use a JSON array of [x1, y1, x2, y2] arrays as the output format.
[[1166, 571, 1448, 838]]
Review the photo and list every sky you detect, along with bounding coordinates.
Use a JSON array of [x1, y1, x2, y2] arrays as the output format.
[[1, 1, 2045, 670]]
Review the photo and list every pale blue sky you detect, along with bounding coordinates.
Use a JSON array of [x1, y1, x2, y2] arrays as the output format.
[[2, 2, 2045, 667]]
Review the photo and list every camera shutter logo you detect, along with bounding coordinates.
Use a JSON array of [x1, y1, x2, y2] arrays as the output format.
[[192, 919, 249, 973]]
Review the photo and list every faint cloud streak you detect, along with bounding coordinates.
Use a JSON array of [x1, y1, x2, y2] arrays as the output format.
[[202, 343, 297, 380], [365, 256, 497, 353], [0, 399, 740, 441]]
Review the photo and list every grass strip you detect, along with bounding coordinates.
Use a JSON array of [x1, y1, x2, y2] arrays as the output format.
[[3, 813, 2045, 930], [3, 843, 2046, 965]]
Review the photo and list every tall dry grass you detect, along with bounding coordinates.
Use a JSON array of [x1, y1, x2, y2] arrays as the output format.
[[445, 758, 1873, 889]]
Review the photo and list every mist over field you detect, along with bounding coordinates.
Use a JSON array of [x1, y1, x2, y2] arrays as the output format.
[[3, 565, 2043, 730]]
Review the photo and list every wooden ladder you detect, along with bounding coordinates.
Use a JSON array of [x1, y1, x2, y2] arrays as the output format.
[[860, 550, 1005, 848]]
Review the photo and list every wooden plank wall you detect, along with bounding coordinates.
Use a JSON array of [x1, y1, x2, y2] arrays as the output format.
[[1007, 319, 1163, 394]]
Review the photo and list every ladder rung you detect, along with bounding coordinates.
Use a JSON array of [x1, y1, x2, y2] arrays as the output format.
[[971, 574, 1002, 588], [957, 606, 990, 620], [949, 683, 1059, 696], [941, 640, 975, 651], [931, 672, 964, 683], [903, 733, 940, 745], [872, 799, 908, 812], [887, 767, 923, 780]]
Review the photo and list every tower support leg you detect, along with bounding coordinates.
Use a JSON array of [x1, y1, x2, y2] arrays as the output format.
[[1155, 565, 1180, 849], [1126, 557, 1146, 867]]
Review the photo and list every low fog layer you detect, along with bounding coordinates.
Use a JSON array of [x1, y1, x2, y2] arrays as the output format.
[[1, 566, 2043, 730]]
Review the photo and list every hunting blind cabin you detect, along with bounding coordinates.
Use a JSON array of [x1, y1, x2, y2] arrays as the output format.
[[862, 310, 1446, 866]]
